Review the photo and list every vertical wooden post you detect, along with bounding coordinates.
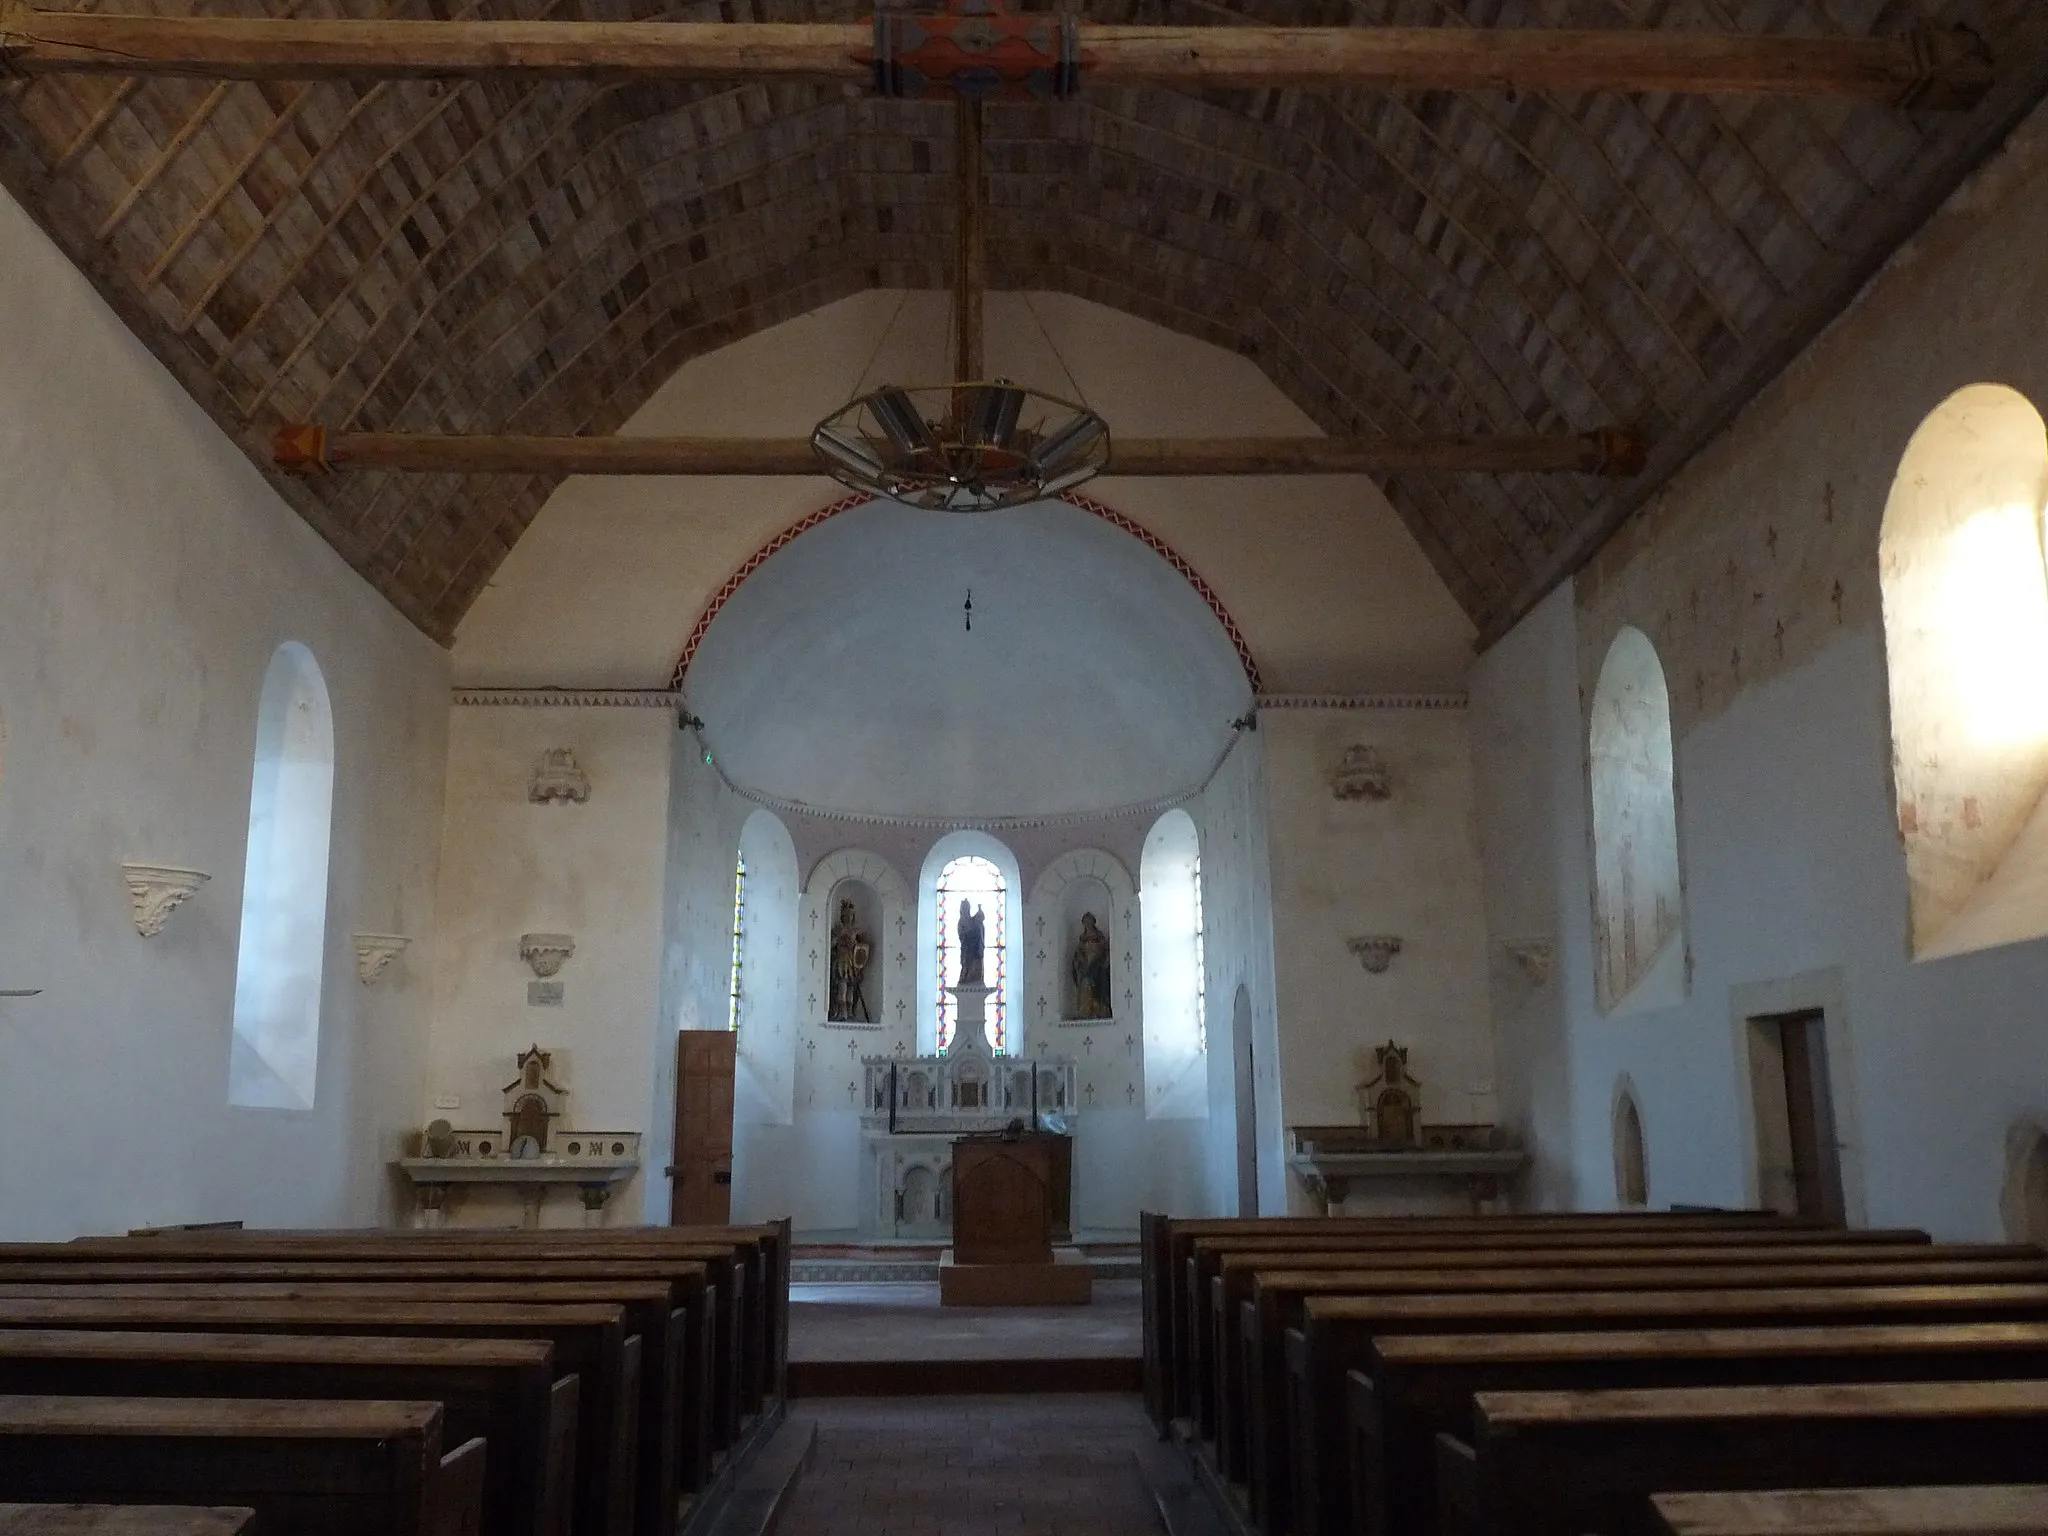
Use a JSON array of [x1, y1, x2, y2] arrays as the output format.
[[954, 97, 985, 385]]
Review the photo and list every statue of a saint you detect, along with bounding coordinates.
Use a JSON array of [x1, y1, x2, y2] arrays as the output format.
[[1069, 911, 1112, 1019], [956, 899, 986, 987], [827, 898, 873, 1023]]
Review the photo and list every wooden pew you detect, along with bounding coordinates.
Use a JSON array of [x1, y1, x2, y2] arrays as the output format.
[[0, 1509, 254, 1536], [1650, 1484, 2048, 1535], [1200, 1237, 1988, 1466], [56, 1222, 792, 1411], [1434, 1380, 2048, 1536], [0, 1260, 728, 1501], [0, 1395, 484, 1536], [1344, 1321, 2048, 1536], [1234, 1254, 2048, 1527], [1141, 1211, 1815, 1426], [1279, 1285, 2048, 1536], [0, 1298, 637, 1536], [1186, 1226, 1944, 1431], [0, 1329, 575, 1536], [30, 1225, 789, 1421], [1159, 1219, 1917, 1431], [0, 1281, 686, 1536]]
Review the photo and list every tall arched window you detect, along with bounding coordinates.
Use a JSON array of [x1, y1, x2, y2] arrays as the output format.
[[1142, 809, 1208, 1119], [728, 851, 747, 1031], [228, 642, 335, 1110], [1589, 626, 1685, 1014], [1882, 385, 2048, 959], [936, 854, 1007, 1052]]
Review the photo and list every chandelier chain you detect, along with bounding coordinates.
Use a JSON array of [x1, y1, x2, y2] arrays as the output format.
[[1022, 292, 1088, 406]]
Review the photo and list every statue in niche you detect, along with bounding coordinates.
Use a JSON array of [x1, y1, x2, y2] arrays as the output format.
[[957, 900, 986, 987], [828, 898, 874, 1022], [1069, 912, 1113, 1020]]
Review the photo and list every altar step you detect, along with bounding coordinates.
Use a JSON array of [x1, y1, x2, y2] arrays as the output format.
[[789, 1356, 1142, 1397], [792, 1239, 1139, 1285]]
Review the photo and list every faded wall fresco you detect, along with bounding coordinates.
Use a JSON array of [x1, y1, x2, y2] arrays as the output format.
[[1588, 627, 1685, 1012]]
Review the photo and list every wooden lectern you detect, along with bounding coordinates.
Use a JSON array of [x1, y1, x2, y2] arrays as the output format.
[[942, 1133, 1091, 1305]]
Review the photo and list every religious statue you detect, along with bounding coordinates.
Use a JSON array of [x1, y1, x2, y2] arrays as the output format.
[[956, 899, 986, 987], [828, 898, 874, 1023], [1069, 912, 1112, 1019]]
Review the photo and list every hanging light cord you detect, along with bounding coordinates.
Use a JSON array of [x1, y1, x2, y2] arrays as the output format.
[[1021, 292, 1089, 406], [851, 290, 913, 398]]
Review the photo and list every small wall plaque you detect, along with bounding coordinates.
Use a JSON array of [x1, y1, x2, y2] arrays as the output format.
[[528, 981, 565, 1007]]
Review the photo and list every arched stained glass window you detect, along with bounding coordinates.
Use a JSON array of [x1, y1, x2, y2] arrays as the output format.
[[936, 854, 1007, 1053]]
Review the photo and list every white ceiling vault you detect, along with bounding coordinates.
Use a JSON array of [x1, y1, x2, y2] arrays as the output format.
[[685, 497, 1252, 820], [451, 290, 1479, 695]]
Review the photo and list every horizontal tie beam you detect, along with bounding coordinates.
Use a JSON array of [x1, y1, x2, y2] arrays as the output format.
[[0, 10, 1992, 108], [271, 426, 1648, 478]]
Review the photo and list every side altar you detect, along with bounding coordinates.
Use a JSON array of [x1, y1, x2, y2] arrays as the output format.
[[857, 982, 1079, 1240]]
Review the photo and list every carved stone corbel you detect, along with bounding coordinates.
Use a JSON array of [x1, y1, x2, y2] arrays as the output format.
[[529, 748, 590, 804], [1330, 745, 1392, 801], [354, 933, 412, 985], [1507, 940, 1554, 985], [520, 933, 576, 978], [122, 864, 210, 938], [1347, 935, 1404, 974]]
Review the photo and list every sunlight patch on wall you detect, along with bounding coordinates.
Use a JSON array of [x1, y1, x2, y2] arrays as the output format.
[[1882, 384, 2048, 960]]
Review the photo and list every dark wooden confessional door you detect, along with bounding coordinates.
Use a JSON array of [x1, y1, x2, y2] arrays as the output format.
[[669, 1030, 737, 1225]]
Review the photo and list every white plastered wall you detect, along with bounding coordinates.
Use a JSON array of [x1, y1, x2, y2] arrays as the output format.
[[1259, 705, 1498, 1214], [1471, 100, 2048, 1235], [0, 184, 449, 1237], [426, 703, 674, 1224]]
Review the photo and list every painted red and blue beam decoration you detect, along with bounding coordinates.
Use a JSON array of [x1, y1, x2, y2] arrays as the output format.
[[871, 0, 1083, 101]]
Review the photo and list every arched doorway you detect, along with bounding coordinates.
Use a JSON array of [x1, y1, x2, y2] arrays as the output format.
[[1232, 984, 1257, 1217]]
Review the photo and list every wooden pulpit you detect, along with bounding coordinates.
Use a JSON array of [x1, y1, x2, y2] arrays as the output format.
[[944, 1133, 1090, 1304]]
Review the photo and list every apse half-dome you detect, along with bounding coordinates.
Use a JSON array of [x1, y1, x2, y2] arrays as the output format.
[[685, 499, 1253, 821]]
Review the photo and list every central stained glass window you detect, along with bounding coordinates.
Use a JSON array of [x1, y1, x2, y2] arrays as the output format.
[[936, 854, 1007, 1053]]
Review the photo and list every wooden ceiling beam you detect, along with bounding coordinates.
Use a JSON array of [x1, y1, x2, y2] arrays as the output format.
[[0, 10, 1992, 107], [271, 426, 1647, 478]]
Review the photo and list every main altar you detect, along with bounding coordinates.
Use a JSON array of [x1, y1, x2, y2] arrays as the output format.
[[857, 981, 1079, 1240]]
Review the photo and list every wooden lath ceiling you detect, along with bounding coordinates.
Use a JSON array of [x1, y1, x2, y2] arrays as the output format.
[[2, 0, 2043, 644]]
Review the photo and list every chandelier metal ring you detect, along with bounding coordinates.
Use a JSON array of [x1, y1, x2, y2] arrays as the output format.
[[810, 381, 1111, 513]]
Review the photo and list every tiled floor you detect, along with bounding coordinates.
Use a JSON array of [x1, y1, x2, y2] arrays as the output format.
[[791, 1280, 1143, 1362], [778, 1395, 1162, 1535]]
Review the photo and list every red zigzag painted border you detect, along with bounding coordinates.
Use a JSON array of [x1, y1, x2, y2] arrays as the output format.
[[668, 490, 1263, 693]]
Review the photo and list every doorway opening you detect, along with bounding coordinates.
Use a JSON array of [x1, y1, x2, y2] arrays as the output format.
[[670, 1030, 737, 1225], [1232, 985, 1257, 1216], [1745, 1009, 1846, 1225]]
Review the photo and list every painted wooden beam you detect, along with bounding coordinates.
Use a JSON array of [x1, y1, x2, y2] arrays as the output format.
[[0, 10, 1992, 107], [271, 425, 1647, 477]]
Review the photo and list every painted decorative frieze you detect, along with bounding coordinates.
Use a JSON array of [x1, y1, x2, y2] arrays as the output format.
[[519, 933, 576, 977], [122, 863, 209, 938], [529, 747, 591, 804], [1347, 934, 1404, 974], [354, 933, 412, 984]]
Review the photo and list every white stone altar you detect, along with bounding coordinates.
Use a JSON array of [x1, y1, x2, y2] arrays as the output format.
[[857, 984, 1079, 1239]]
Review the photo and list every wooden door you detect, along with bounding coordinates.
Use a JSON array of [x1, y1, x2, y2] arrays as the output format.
[[1748, 1009, 1846, 1226], [668, 1031, 737, 1226], [1780, 1011, 1847, 1226]]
